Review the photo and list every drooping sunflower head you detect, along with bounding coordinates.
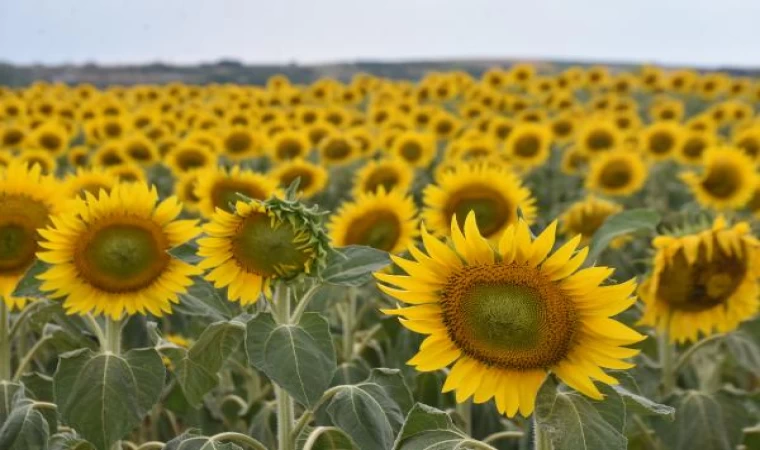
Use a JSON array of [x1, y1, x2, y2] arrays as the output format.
[[353, 158, 415, 197], [328, 187, 418, 254], [639, 122, 684, 161], [680, 146, 757, 210], [0, 161, 64, 303], [36, 182, 202, 319], [586, 150, 648, 197], [423, 162, 537, 240], [560, 196, 625, 246], [639, 216, 760, 343], [503, 123, 553, 169], [270, 159, 328, 199], [165, 142, 217, 175], [378, 213, 643, 416], [198, 195, 330, 305], [195, 165, 279, 217], [390, 131, 437, 168]]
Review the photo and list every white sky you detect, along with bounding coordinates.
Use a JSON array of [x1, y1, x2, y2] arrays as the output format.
[[1, 0, 759, 67]]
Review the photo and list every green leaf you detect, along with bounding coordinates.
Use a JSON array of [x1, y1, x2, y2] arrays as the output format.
[[609, 372, 675, 420], [0, 383, 49, 450], [296, 426, 357, 450], [535, 377, 627, 450], [246, 313, 336, 408], [393, 403, 468, 450], [724, 330, 760, 374], [48, 433, 96, 450], [322, 386, 396, 450], [164, 429, 243, 450], [174, 277, 239, 321], [587, 209, 660, 261], [174, 320, 247, 407], [366, 369, 414, 415], [53, 348, 165, 450], [10, 260, 49, 299], [1, 382, 24, 424], [322, 246, 391, 286], [168, 240, 202, 264]]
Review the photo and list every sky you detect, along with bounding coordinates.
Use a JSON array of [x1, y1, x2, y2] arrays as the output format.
[[1, 0, 759, 67]]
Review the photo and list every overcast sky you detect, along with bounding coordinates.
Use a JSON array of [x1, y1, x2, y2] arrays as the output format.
[[1, 0, 759, 67]]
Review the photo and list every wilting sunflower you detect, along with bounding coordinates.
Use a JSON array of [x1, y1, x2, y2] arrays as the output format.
[[677, 131, 717, 165], [576, 119, 622, 156], [195, 165, 279, 217], [639, 217, 760, 343], [423, 162, 537, 240], [329, 188, 418, 253], [165, 143, 217, 175], [36, 183, 201, 319], [197, 196, 330, 305], [269, 129, 311, 163], [586, 150, 647, 197], [680, 146, 757, 210], [378, 214, 643, 416], [18, 149, 56, 175], [0, 162, 63, 306], [390, 131, 436, 168], [270, 159, 328, 198], [561, 197, 626, 247], [639, 122, 683, 161], [353, 158, 414, 197], [62, 167, 118, 201], [319, 132, 359, 166], [222, 127, 264, 161], [503, 123, 553, 169], [26, 121, 69, 156]]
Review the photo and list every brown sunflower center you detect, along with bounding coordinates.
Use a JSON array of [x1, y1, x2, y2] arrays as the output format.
[[3, 129, 23, 146], [211, 180, 268, 213], [656, 239, 747, 312], [586, 130, 614, 152], [599, 160, 633, 189], [127, 143, 153, 162], [323, 139, 352, 161], [440, 264, 578, 369], [177, 149, 209, 171], [77, 182, 112, 199], [513, 134, 541, 158], [737, 138, 760, 158], [99, 150, 124, 167], [75, 220, 169, 293], [39, 133, 63, 152], [701, 162, 741, 199], [342, 210, 401, 252], [276, 139, 305, 160], [364, 168, 400, 193], [435, 120, 453, 135], [280, 169, 314, 191], [0, 195, 49, 275], [444, 185, 512, 238], [225, 132, 252, 154], [399, 141, 423, 162], [552, 121, 572, 137], [682, 137, 707, 160], [649, 131, 675, 155], [232, 212, 312, 278]]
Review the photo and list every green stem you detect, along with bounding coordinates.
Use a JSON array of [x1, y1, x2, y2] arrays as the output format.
[[211, 432, 269, 450], [103, 317, 122, 354], [674, 333, 725, 374], [273, 283, 295, 450], [456, 399, 472, 436], [0, 300, 10, 380], [342, 287, 357, 362], [84, 314, 106, 348], [13, 336, 51, 381], [534, 418, 552, 450], [658, 331, 675, 396], [289, 284, 321, 323]]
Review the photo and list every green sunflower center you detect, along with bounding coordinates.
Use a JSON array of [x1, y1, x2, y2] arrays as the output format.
[[440, 264, 578, 369], [211, 180, 268, 213], [513, 134, 541, 158], [0, 194, 50, 275], [342, 210, 401, 252], [445, 185, 512, 238], [701, 162, 741, 199], [232, 212, 313, 278], [76, 221, 169, 293]]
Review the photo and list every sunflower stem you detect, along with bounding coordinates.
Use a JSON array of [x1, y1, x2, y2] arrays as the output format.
[[658, 331, 675, 396], [0, 300, 11, 381], [273, 283, 295, 450], [456, 399, 472, 436], [533, 417, 552, 450], [104, 317, 122, 355], [342, 287, 357, 362]]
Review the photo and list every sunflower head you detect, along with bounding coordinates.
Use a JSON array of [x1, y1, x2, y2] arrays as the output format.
[[271, 159, 328, 199], [640, 216, 760, 343], [195, 165, 279, 217], [504, 123, 553, 169], [640, 122, 684, 161], [378, 213, 643, 417], [586, 150, 647, 197], [680, 146, 757, 210], [561, 197, 626, 247]]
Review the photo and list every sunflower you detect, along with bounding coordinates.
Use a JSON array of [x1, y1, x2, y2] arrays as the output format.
[[0, 162, 64, 306], [195, 165, 278, 217], [0, 153, 12, 168], [680, 146, 757, 210], [165, 143, 217, 175], [108, 164, 146, 184], [329, 188, 418, 253], [36, 183, 201, 319], [639, 122, 683, 161], [430, 112, 461, 141], [269, 129, 311, 163], [586, 150, 647, 197], [270, 159, 328, 198], [503, 123, 553, 169], [121, 133, 160, 166], [378, 214, 644, 416], [390, 131, 437, 168], [0, 122, 27, 150], [26, 121, 69, 156], [319, 132, 359, 166], [650, 99, 684, 122], [423, 162, 537, 240], [576, 119, 622, 156], [639, 217, 760, 343], [18, 150, 56, 175], [197, 197, 329, 305], [550, 114, 577, 144], [733, 127, 760, 162], [561, 197, 626, 247], [560, 146, 589, 176], [62, 167, 118, 200], [221, 127, 264, 161], [677, 131, 717, 165], [175, 170, 202, 213], [92, 142, 127, 168], [352, 158, 415, 197], [98, 115, 131, 141]]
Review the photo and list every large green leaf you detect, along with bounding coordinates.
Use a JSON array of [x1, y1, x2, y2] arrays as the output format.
[[53, 348, 165, 450], [587, 209, 660, 262], [535, 377, 627, 450], [246, 313, 336, 407], [174, 277, 239, 321], [296, 426, 357, 450], [322, 246, 391, 286], [609, 372, 675, 420], [174, 320, 247, 407], [322, 386, 397, 450], [0, 384, 49, 450], [366, 369, 414, 415], [393, 403, 468, 450], [164, 430, 243, 450], [48, 433, 96, 450]]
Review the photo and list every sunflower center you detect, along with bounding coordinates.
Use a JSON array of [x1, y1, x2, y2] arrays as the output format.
[[127, 144, 152, 161], [737, 138, 760, 158], [342, 210, 401, 252], [513, 135, 540, 158], [177, 150, 208, 171], [100, 151, 123, 166], [399, 141, 422, 162], [75, 221, 169, 293], [3, 129, 23, 146], [365, 169, 399, 193], [211, 180, 268, 213], [599, 160, 632, 189], [277, 139, 304, 160], [40, 133, 62, 152], [226, 132, 252, 154], [649, 132, 674, 155], [445, 185, 512, 238], [281, 169, 313, 190], [440, 264, 578, 369], [656, 240, 747, 312], [232, 212, 312, 278], [586, 130, 614, 152], [324, 139, 351, 160], [552, 121, 572, 137], [77, 182, 112, 199], [682, 137, 706, 159], [701, 162, 740, 199]]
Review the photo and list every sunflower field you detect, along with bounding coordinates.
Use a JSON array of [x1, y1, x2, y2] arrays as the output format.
[[1, 64, 760, 450]]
